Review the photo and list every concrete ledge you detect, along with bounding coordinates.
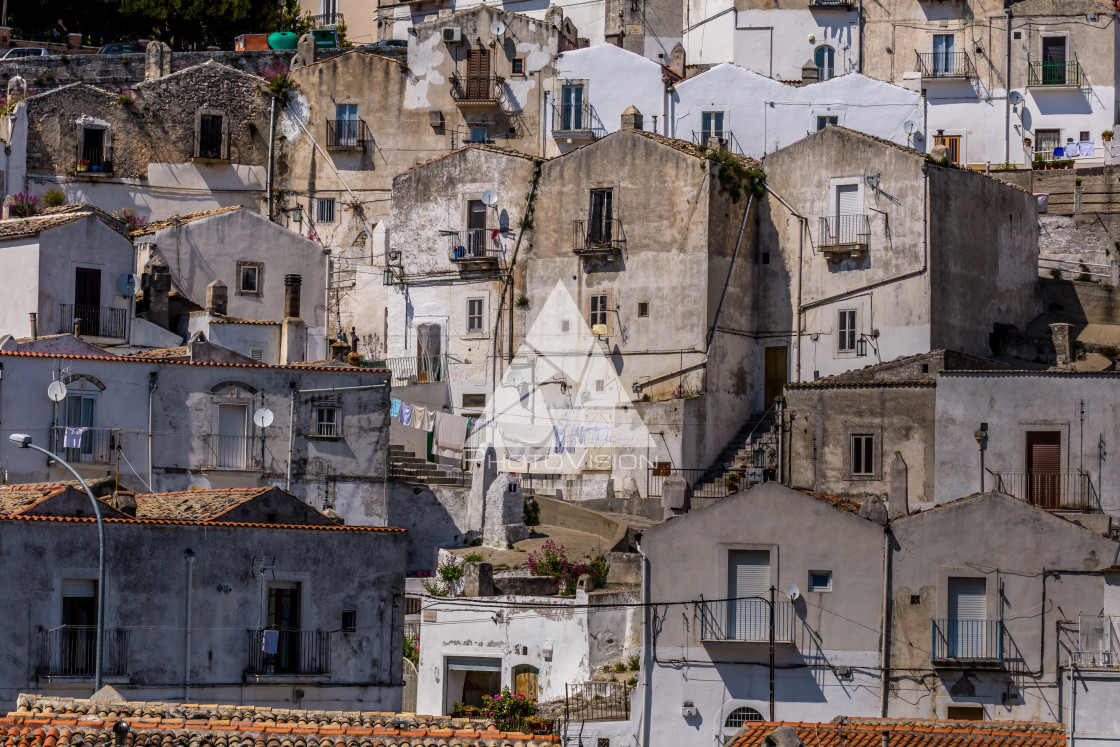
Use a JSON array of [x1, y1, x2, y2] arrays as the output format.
[[536, 496, 629, 552]]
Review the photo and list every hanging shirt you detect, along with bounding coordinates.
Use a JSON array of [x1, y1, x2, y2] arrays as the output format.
[[411, 405, 427, 430], [390, 399, 401, 418], [262, 629, 279, 654], [400, 403, 413, 427], [64, 427, 86, 449], [1081, 141, 1095, 157]]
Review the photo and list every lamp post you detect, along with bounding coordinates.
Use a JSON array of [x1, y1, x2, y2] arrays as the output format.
[[9, 433, 105, 691]]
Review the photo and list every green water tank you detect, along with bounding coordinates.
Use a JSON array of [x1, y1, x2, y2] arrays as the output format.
[[268, 31, 299, 50], [311, 29, 338, 48]]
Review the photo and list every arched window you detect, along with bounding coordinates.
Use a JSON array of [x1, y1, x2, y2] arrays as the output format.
[[725, 706, 764, 728], [512, 664, 539, 699], [814, 46, 835, 80]]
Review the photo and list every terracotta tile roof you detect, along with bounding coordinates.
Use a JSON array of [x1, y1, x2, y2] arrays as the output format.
[[401, 143, 541, 176], [4, 694, 558, 746], [728, 718, 1065, 747], [190, 310, 281, 326], [133, 59, 267, 90], [0, 350, 389, 374], [0, 513, 405, 532], [798, 490, 863, 515], [0, 211, 96, 241], [130, 205, 245, 237], [294, 48, 405, 71], [787, 379, 936, 390], [552, 129, 762, 169], [0, 477, 116, 493], [130, 487, 269, 520], [0, 488, 62, 515], [125, 346, 190, 359]]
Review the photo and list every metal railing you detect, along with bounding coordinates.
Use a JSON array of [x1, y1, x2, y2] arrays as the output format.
[[991, 470, 1095, 511], [203, 434, 262, 470], [700, 599, 795, 643], [311, 11, 344, 28], [50, 427, 117, 465], [59, 304, 127, 338], [648, 467, 724, 499], [448, 229, 502, 262], [450, 73, 505, 105], [819, 214, 871, 248], [574, 219, 626, 254], [1039, 257, 1110, 281], [37, 626, 129, 677], [553, 102, 596, 133], [691, 130, 744, 156], [362, 354, 449, 386], [326, 118, 372, 149], [932, 619, 1003, 662], [75, 143, 113, 174], [246, 629, 331, 675], [1028, 60, 1084, 87], [564, 681, 631, 723], [1072, 614, 1120, 667], [916, 51, 975, 78], [809, 0, 854, 7]]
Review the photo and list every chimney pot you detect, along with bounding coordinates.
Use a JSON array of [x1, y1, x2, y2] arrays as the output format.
[[28, 312, 37, 341]]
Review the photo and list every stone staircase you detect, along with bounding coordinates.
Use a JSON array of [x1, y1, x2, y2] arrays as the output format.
[[690, 409, 777, 497], [388, 444, 471, 487]]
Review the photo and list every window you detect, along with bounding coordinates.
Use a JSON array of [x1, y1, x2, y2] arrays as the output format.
[[816, 115, 838, 131], [809, 571, 833, 592], [468, 125, 489, 143], [79, 127, 106, 170], [728, 550, 770, 641], [724, 707, 763, 728], [941, 135, 961, 165], [341, 610, 357, 632], [317, 197, 336, 224], [851, 434, 875, 476], [590, 293, 609, 328], [198, 114, 224, 159], [249, 346, 264, 362], [588, 188, 614, 244], [837, 309, 857, 353], [637, 301, 649, 318], [560, 84, 585, 131], [462, 393, 487, 409], [1035, 128, 1062, 156], [511, 57, 525, 76], [467, 297, 484, 334], [947, 706, 984, 721], [334, 103, 360, 147], [1041, 36, 1068, 85], [814, 45, 835, 80], [405, 596, 421, 615], [237, 262, 262, 295], [931, 34, 955, 75], [1080, 130, 1091, 142], [315, 406, 340, 437], [701, 111, 725, 141], [513, 664, 539, 698], [63, 394, 96, 460]]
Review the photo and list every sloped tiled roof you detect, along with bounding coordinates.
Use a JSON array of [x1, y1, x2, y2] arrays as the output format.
[[798, 490, 863, 515], [0, 513, 403, 532], [0, 477, 116, 494], [0, 488, 61, 515], [125, 346, 190, 359], [131, 487, 270, 521], [3, 694, 558, 746], [0, 349, 388, 373], [729, 718, 1064, 747], [130, 205, 245, 237], [0, 211, 94, 240], [400, 143, 541, 176]]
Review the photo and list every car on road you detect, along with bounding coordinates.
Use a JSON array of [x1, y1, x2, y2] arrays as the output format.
[[97, 42, 148, 54], [2, 47, 48, 59]]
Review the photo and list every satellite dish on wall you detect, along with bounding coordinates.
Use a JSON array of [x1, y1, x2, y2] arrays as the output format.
[[117, 273, 140, 298], [902, 120, 917, 135], [1008, 90, 1024, 105], [481, 190, 499, 207], [491, 21, 507, 36], [253, 408, 275, 428], [47, 381, 68, 402], [188, 476, 212, 491], [783, 584, 801, 601]]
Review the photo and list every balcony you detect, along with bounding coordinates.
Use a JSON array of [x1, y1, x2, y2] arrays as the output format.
[[450, 73, 506, 107], [74, 144, 113, 175], [59, 304, 127, 338], [818, 214, 871, 261], [553, 102, 597, 137], [50, 427, 118, 465], [37, 626, 129, 677], [700, 599, 795, 643], [932, 619, 1004, 665], [310, 11, 343, 29], [448, 229, 502, 268], [202, 434, 262, 470], [991, 470, 1094, 511], [1028, 60, 1084, 88], [1072, 614, 1120, 668], [247, 629, 331, 675], [691, 130, 743, 155], [916, 51, 975, 79], [326, 118, 372, 150], [360, 354, 449, 387], [573, 219, 625, 259], [809, 0, 855, 8]]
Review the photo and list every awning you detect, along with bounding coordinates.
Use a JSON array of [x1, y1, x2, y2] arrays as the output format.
[[446, 656, 502, 672]]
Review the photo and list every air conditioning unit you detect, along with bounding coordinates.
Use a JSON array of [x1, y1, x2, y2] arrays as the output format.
[[442, 27, 462, 44]]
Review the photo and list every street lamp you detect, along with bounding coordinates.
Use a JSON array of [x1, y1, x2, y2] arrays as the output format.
[[9, 433, 106, 692]]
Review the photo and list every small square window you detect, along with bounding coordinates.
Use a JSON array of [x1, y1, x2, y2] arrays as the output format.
[[1013, 30, 1022, 39], [511, 57, 525, 76], [851, 434, 875, 476], [317, 197, 336, 224], [315, 406, 340, 437], [762, 252, 770, 265], [809, 571, 832, 592], [469, 125, 489, 143], [341, 610, 357, 632], [1080, 131, 1091, 142], [237, 262, 262, 295], [946, 706, 984, 721], [249, 346, 264, 362], [595, 379, 604, 391], [637, 302, 649, 318], [561, 319, 571, 332], [817, 115, 838, 132], [462, 393, 487, 409]]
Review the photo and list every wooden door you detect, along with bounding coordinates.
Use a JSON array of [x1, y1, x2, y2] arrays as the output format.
[[513, 664, 539, 698], [1026, 431, 1061, 508], [466, 48, 490, 98], [764, 346, 788, 409]]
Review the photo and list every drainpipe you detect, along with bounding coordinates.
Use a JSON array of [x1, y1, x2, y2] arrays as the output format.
[[638, 540, 653, 747], [286, 383, 297, 491], [266, 98, 277, 222], [878, 527, 892, 717], [183, 548, 195, 702], [1005, 8, 1012, 165], [147, 371, 158, 489], [857, 0, 863, 74]]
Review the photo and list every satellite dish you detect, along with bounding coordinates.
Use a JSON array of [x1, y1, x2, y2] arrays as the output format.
[[253, 407, 275, 428], [783, 584, 801, 601], [508, 370, 524, 387], [491, 21, 507, 36], [902, 120, 917, 135], [1008, 90, 1023, 105], [481, 190, 498, 207], [47, 381, 68, 402], [188, 476, 212, 491], [117, 273, 139, 298]]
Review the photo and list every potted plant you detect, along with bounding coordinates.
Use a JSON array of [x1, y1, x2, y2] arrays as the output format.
[[1104, 130, 1114, 142], [724, 473, 741, 493], [1024, 136, 1032, 148]]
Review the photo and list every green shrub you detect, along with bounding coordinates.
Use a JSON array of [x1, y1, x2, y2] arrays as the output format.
[[462, 551, 485, 563], [41, 187, 66, 208], [523, 496, 540, 527], [1048, 268, 1062, 280]]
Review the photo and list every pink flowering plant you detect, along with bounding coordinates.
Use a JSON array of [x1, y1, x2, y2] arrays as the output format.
[[8, 192, 40, 218], [526, 540, 566, 577], [481, 687, 536, 731]]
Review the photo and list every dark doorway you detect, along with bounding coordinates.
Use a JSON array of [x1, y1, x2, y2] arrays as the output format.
[[74, 267, 102, 336], [764, 346, 788, 408], [267, 583, 301, 673], [1026, 431, 1061, 508]]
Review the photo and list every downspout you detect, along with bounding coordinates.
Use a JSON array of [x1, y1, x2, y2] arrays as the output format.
[[286, 383, 296, 491], [1005, 8, 1012, 166], [857, 0, 863, 74], [147, 371, 158, 489], [879, 527, 892, 717], [639, 539, 653, 747], [183, 549, 195, 702], [267, 98, 277, 221]]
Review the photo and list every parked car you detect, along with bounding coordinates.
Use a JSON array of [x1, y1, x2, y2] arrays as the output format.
[[369, 39, 407, 49], [97, 42, 147, 54], [2, 47, 47, 59]]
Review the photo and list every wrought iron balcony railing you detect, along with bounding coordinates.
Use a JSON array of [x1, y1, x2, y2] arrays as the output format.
[[932, 619, 1004, 662], [1028, 60, 1084, 87], [50, 427, 118, 465], [247, 628, 331, 675], [819, 214, 871, 248], [809, 0, 855, 8], [448, 229, 502, 263], [553, 102, 596, 134], [991, 470, 1094, 511], [59, 304, 127, 338], [573, 218, 625, 255], [310, 11, 343, 28], [1072, 614, 1120, 668], [37, 626, 129, 677], [202, 434, 263, 470], [360, 354, 449, 386], [699, 599, 795, 643], [75, 143, 113, 174], [450, 73, 506, 106], [916, 51, 975, 78], [326, 118, 372, 150]]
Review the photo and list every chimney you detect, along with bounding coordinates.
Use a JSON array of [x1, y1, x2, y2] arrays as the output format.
[[668, 42, 686, 79], [112, 491, 137, 517], [330, 333, 352, 362], [73, 319, 81, 337], [801, 60, 819, 84], [206, 279, 228, 316], [284, 274, 302, 319], [1050, 322, 1073, 367], [621, 105, 643, 132], [28, 312, 37, 341], [888, 451, 909, 520], [146, 259, 171, 330], [280, 318, 306, 364]]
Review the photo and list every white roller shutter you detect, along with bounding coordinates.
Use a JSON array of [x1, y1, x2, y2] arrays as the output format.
[[837, 184, 860, 216], [728, 551, 770, 641], [948, 577, 987, 619], [62, 579, 96, 598]]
